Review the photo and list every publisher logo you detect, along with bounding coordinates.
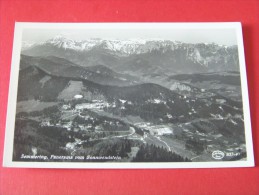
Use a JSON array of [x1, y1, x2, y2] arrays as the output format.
[[212, 150, 225, 160]]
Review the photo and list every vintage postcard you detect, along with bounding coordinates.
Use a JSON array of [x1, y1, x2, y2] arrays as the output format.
[[3, 22, 254, 168]]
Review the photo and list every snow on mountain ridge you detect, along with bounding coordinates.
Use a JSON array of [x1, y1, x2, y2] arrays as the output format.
[[42, 36, 104, 51], [28, 35, 181, 54], [22, 41, 35, 50], [23, 36, 238, 69]]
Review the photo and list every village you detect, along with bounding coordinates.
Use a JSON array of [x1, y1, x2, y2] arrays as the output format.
[[38, 93, 245, 161]]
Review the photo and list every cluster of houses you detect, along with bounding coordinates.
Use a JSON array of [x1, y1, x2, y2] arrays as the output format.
[[40, 118, 100, 132]]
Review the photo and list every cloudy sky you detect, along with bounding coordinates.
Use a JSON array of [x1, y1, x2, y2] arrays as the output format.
[[22, 26, 238, 46]]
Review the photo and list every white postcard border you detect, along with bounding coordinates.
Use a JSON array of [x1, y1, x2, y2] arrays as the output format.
[[3, 22, 254, 168]]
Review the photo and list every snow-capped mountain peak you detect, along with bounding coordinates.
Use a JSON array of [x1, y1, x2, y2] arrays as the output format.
[[27, 35, 179, 54], [22, 41, 35, 50], [44, 35, 81, 50]]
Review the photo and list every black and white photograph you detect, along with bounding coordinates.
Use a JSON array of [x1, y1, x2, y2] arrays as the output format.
[[3, 22, 254, 168]]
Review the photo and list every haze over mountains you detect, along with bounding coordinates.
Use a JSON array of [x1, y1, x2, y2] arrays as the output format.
[[22, 36, 240, 75], [20, 55, 140, 87]]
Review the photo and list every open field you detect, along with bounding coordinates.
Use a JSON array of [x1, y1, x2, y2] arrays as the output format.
[[16, 100, 57, 113], [58, 81, 84, 100]]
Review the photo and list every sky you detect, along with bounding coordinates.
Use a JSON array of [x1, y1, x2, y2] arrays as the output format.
[[22, 27, 238, 46]]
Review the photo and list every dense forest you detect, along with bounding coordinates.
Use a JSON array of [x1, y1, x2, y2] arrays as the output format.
[[13, 119, 70, 161], [133, 144, 191, 162]]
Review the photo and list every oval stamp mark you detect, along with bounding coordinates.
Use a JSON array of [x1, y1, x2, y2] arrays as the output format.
[[212, 150, 225, 160]]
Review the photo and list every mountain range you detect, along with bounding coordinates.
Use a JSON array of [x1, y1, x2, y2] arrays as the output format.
[[20, 55, 139, 86], [22, 36, 240, 75]]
